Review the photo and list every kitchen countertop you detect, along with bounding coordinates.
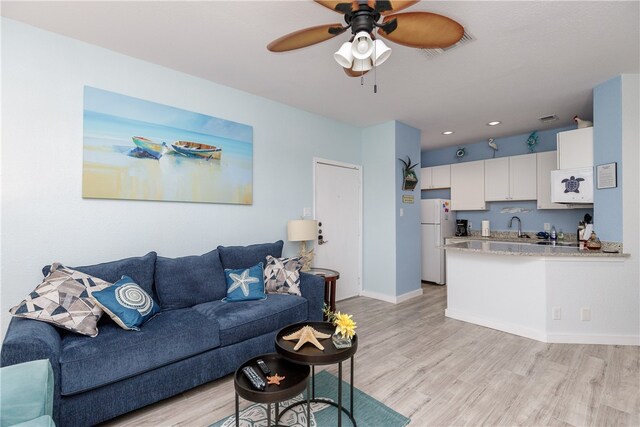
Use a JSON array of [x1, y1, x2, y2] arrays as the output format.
[[443, 239, 629, 258]]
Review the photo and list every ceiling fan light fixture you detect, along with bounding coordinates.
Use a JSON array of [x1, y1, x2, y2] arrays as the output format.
[[334, 41, 354, 68], [372, 39, 392, 66], [351, 31, 374, 60], [351, 57, 373, 72]]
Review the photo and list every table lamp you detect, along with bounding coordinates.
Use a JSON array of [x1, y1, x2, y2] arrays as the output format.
[[287, 219, 317, 271]]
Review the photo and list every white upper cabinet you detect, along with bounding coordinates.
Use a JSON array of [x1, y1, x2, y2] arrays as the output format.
[[420, 165, 451, 189], [536, 150, 570, 210], [557, 127, 593, 169], [451, 160, 486, 211], [484, 154, 537, 201]]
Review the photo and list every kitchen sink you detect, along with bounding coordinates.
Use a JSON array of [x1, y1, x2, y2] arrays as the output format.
[[536, 241, 579, 247]]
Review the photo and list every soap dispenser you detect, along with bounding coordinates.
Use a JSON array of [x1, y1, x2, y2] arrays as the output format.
[[550, 226, 557, 242]]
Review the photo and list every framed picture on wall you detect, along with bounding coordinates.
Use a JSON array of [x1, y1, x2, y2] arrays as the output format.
[[596, 162, 617, 189], [82, 86, 253, 204]]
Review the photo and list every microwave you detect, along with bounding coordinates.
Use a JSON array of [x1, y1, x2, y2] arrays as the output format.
[[550, 167, 594, 203]]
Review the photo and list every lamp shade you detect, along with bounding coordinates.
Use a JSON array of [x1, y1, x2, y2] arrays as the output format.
[[351, 31, 374, 60], [372, 39, 392, 66], [287, 219, 317, 242], [351, 58, 373, 72], [334, 41, 354, 68]]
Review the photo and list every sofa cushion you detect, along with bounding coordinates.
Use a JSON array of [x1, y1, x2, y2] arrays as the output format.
[[217, 241, 284, 270], [59, 308, 220, 396], [154, 249, 226, 310], [193, 294, 307, 346], [42, 252, 157, 296], [10, 263, 111, 337], [264, 255, 304, 296], [91, 276, 160, 331], [223, 263, 266, 302]]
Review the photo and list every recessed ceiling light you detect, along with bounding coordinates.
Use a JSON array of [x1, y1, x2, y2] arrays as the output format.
[[487, 121, 501, 126], [442, 131, 454, 135]]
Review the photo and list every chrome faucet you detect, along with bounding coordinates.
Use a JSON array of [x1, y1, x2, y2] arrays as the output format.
[[508, 216, 523, 237]]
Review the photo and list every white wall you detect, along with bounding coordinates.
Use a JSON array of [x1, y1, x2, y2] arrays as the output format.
[[621, 74, 640, 338], [0, 19, 363, 336]]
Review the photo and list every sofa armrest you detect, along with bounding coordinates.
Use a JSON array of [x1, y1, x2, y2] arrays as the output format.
[[1, 318, 62, 423], [299, 272, 324, 321]]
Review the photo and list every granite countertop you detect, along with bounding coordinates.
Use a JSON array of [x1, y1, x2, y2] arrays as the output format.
[[443, 239, 629, 258]]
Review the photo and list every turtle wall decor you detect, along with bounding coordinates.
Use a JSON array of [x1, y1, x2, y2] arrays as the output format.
[[562, 175, 585, 193]]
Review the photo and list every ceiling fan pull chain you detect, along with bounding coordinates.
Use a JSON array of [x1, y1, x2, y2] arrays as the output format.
[[374, 43, 378, 94]]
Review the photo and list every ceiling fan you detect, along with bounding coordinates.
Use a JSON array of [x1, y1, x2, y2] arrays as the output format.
[[267, 1, 465, 77]]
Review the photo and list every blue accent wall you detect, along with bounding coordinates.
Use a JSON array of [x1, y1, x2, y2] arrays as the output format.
[[421, 126, 593, 234], [395, 122, 422, 297], [593, 77, 623, 242], [362, 121, 397, 296]]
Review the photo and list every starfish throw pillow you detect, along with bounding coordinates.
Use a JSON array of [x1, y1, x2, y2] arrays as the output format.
[[223, 262, 266, 302]]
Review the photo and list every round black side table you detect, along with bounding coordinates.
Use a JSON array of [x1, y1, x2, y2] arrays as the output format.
[[234, 353, 310, 427], [275, 321, 358, 427]]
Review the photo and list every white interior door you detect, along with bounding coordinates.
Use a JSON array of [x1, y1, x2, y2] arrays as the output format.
[[314, 159, 361, 301]]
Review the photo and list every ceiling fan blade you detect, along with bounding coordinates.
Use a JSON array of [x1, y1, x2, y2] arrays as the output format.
[[267, 23, 347, 52], [344, 67, 369, 77], [374, 1, 419, 15], [314, 1, 361, 14], [377, 12, 464, 49]]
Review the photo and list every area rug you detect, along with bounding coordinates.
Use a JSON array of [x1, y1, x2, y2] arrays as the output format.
[[211, 370, 410, 427]]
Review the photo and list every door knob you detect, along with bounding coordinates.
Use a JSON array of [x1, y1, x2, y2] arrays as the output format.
[[318, 235, 328, 245]]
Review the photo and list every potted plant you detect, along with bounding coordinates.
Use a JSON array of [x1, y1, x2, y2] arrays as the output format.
[[399, 156, 419, 191]]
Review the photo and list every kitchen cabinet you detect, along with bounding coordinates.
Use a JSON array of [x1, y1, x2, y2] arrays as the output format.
[[420, 165, 451, 189], [536, 151, 570, 210], [484, 154, 537, 201], [451, 160, 486, 211], [557, 127, 593, 169]]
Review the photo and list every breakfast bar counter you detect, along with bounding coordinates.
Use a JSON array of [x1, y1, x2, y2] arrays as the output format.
[[444, 239, 629, 258], [442, 240, 636, 346]]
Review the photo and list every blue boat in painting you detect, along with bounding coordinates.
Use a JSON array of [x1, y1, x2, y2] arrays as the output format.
[[171, 141, 222, 160], [131, 136, 169, 159]]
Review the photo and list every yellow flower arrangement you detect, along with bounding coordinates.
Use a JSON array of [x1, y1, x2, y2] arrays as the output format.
[[333, 312, 357, 339]]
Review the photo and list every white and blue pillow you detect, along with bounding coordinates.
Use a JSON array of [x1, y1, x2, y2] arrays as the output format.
[[91, 276, 160, 331], [223, 263, 266, 302]]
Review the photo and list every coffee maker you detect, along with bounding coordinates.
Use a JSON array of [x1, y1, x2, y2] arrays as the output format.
[[455, 219, 469, 236]]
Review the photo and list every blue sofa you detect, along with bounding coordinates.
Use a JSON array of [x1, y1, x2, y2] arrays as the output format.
[[1, 241, 324, 426]]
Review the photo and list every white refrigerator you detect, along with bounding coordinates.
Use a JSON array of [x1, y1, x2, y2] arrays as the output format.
[[421, 199, 455, 285]]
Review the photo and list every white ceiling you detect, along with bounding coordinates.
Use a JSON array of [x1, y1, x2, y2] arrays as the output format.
[[2, 1, 639, 149]]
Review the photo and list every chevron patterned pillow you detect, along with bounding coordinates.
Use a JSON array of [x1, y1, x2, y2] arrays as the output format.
[[263, 255, 304, 296], [10, 263, 111, 337]]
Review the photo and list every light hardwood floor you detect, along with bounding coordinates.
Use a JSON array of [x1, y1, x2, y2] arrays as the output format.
[[102, 284, 639, 426]]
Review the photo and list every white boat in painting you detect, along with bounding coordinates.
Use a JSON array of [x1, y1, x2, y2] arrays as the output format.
[[131, 136, 169, 159], [171, 141, 222, 160]]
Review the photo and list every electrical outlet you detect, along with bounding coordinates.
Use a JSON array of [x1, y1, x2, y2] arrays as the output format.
[[581, 307, 591, 321], [544, 223, 551, 232], [468, 221, 473, 230], [552, 307, 561, 320], [400, 208, 404, 217], [303, 207, 311, 217]]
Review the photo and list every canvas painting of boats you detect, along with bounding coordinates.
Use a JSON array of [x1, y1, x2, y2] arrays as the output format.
[[82, 86, 252, 204]]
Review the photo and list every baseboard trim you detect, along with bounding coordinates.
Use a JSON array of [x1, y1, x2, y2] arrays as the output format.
[[445, 309, 640, 346], [360, 288, 423, 304], [445, 308, 547, 342], [546, 333, 640, 346]]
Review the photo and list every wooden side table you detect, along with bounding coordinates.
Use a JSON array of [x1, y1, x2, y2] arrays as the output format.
[[306, 268, 340, 313]]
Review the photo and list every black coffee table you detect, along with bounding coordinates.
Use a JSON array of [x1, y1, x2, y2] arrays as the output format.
[[275, 321, 358, 427], [234, 353, 310, 427]]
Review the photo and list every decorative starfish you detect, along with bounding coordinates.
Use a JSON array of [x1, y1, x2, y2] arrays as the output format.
[[283, 325, 331, 351], [266, 373, 285, 386], [227, 269, 259, 296]]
